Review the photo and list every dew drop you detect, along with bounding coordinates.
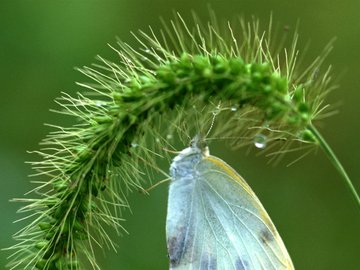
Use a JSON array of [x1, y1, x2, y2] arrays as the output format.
[[230, 105, 238, 112], [166, 134, 173, 140], [155, 138, 160, 143], [254, 134, 267, 149], [131, 142, 139, 148], [95, 101, 105, 107], [312, 68, 320, 80], [262, 121, 270, 129], [144, 49, 151, 53], [212, 105, 221, 116]]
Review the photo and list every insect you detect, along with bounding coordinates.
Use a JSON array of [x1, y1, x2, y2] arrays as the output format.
[[166, 136, 294, 269]]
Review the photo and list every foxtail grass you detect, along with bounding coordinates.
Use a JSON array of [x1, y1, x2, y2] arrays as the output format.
[[5, 12, 359, 270]]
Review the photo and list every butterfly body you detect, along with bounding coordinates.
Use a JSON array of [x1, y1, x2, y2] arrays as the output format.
[[166, 139, 294, 270]]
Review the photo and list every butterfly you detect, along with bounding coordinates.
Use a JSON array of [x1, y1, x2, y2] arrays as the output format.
[[166, 136, 294, 269]]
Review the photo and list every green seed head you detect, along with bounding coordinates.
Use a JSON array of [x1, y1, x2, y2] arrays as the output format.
[[7, 11, 335, 270]]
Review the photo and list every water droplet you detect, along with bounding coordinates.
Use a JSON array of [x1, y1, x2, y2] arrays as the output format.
[[230, 105, 238, 112], [212, 105, 221, 116], [96, 101, 105, 107], [254, 134, 267, 149], [166, 134, 173, 140], [262, 121, 270, 128], [312, 68, 319, 80], [155, 138, 160, 143], [144, 49, 151, 53], [131, 142, 139, 148]]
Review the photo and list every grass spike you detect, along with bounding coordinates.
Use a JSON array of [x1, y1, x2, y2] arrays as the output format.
[[5, 11, 359, 270]]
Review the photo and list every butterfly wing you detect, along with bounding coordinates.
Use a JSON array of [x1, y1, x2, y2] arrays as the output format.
[[166, 155, 294, 270]]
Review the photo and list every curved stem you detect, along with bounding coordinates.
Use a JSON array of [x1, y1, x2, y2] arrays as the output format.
[[308, 124, 360, 211]]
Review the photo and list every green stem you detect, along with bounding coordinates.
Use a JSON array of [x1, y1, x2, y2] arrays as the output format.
[[308, 124, 360, 211]]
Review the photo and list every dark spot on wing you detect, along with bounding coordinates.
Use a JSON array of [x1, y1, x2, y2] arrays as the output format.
[[200, 253, 217, 270], [235, 257, 248, 270], [260, 228, 274, 245], [167, 235, 183, 267], [167, 226, 195, 268]]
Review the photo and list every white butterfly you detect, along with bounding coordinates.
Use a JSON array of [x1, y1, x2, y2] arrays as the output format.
[[166, 137, 294, 270]]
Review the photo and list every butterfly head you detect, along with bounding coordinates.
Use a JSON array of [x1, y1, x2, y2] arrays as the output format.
[[170, 135, 209, 179]]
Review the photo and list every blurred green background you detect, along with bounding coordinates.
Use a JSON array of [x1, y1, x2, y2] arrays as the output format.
[[1, 0, 359, 269]]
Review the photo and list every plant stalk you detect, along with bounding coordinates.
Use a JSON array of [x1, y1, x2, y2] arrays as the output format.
[[308, 124, 360, 211]]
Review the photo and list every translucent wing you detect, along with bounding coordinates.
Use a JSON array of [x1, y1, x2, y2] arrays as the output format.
[[166, 154, 294, 270]]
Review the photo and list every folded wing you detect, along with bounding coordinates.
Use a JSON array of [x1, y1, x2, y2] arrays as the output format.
[[166, 155, 294, 270]]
